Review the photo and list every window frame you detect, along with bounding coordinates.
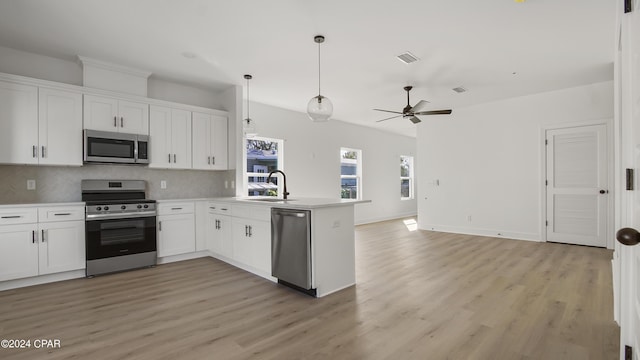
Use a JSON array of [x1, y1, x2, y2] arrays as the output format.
[[400, 155, 414, 200], [340, 147, 362, 200], [243, 136, 285, 197]]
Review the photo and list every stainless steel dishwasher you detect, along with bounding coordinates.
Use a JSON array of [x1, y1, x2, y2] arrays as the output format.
[[271, 208, 316, 296]]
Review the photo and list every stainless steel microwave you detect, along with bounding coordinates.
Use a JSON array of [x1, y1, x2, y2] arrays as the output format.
[[83, 130, 149, 165]]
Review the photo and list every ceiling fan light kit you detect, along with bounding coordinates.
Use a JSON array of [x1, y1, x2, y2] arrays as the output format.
[[374, 86, 452, 124], [243, 74, 257, 138], [307, 35, 333, 122]]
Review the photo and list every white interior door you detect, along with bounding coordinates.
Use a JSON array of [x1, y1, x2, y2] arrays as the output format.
[[618, 1, 640, 359], [546, 124, 608, 247]]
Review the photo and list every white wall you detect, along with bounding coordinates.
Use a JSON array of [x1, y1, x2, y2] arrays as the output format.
[[239, 102, 418, 224], [0, 45, 82, 85], [417, 81, 614, 241]]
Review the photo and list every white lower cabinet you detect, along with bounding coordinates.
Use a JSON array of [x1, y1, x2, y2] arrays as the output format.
[[0, 224, 39, 281], [157, 202, 195, 257], [231, 205, 271, 274], [208, 213, 233, 258], [0, 205, 85, 282]]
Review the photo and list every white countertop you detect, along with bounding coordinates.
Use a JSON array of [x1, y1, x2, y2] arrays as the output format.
[[0, 202, 85, 208], [157, 197, 371, 209]]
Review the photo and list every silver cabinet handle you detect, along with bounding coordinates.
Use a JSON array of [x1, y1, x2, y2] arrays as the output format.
[[248, 225, 252, 237], [245, 225, 248, 237], [41, 146, 46, 158], [41, 229, 46, 242], [54, 213, 71, 216], [32, 145, 37, 158], [212, 156, 215, 165], [171, 207, 182, 210], [220, 208, 228, 211], [32, 230, 36, 243], [1, 215, 21, 219], [120, 117, 124, 128], [159, 221, 162, 231], [168, 154, 171, 163], [173, 154, 176, 163], [114, 116, 117, 127], [208, 156, 210, 165]]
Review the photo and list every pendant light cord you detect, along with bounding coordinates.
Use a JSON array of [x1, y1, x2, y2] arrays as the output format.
[[247, 77, 250, 120], [318, 41, 321, 97]]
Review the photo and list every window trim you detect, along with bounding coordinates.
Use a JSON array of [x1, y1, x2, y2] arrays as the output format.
[[244, 136, 285, 197], [340, 147, 362, 200], [400, 155, 414, 200]]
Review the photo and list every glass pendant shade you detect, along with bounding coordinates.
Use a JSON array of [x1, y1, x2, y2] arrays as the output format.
[[307, 95, 333, 122], [243, 117, 257, 138]]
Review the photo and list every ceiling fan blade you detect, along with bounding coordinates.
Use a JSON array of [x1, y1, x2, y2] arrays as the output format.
[[373, 109, 403, 115], [376, 115, 403, 122], [409, 116, 421, 124], [411, 100, 430, 112], [413, 109, 453, 115]]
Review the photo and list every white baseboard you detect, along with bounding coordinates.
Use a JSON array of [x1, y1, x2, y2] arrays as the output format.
[[355, 212, 418, 225], [157, 251, 209, 264], [418, 223, 540, 242], [0, 269, 86, 292]]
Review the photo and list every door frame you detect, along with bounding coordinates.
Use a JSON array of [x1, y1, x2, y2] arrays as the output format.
[[540, 119, 615, 248]]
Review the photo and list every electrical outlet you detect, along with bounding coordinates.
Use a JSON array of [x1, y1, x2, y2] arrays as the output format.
[[27, 179, 36, 190], [160, 180, 167, 189]]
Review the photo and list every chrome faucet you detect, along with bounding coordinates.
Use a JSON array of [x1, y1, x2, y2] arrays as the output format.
[[267, 170, 290, 200]]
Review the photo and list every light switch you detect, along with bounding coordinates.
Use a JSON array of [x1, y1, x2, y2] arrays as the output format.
[[27, 179, 36, 190], [160, 180, 167, 189]]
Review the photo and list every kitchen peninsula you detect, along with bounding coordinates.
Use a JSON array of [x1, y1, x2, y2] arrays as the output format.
[[159, 197, 370, 297]]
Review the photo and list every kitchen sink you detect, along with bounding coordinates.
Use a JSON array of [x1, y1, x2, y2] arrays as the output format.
[[246, 198, 297, 202]]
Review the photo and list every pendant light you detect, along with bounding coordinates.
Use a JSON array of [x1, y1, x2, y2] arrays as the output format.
[[243, 74, 257, 138], [307, 35, 333, 122]]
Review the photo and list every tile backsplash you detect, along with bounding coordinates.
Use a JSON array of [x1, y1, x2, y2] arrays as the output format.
[[0, 165, 236, 204]]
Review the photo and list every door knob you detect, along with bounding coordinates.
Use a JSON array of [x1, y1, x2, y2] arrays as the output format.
[[616, 227, 640, 246]]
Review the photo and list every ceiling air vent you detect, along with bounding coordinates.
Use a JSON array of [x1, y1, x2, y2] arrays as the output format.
[[452, 86, 467, 93], [397, 52, 419, 64]]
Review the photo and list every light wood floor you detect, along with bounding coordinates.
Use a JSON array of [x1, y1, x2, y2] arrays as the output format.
[[0, 219, 619, 359]]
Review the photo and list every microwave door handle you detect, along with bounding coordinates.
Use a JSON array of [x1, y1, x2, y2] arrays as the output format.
[[134, 139, 139, 162]]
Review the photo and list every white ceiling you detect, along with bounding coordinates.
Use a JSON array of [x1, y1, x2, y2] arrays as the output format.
[[0, 0, 616, 137]]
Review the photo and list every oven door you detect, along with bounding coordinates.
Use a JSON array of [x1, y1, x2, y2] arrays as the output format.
[[86, 216, 156, 260], [84, 130, 137, 164]]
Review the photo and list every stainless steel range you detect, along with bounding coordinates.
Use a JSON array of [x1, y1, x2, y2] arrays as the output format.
[[82, 180, 157, 276]]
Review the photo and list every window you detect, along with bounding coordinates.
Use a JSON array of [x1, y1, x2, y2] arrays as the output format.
[[245, 137, 284, 197], [401, 155, 414, 200], [341, 148, 362, 199]]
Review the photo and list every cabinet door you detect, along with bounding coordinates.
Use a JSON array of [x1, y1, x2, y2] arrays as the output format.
[[210, 114, 228, 170], [83, 95, 119, 132], [218, 215, 233, 259], [38, 221, 85, 275], [191, 112, 211, 170], [149, 105, 172, 168], [0, 81, 38, 165], [158, 214, 195, 257], [38, 88, 83, 166], [118, 100, 149, 135], [170, 109, 191, 169], [0, 224, 38, 281], [232, 218, 270, 273], [250, 220, 271, 274], [206, 211, 223, 254]]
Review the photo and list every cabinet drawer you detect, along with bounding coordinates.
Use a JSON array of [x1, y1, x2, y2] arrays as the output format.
[[0, 208, 38, 225], [232, 205, 271, 221], [207, 202, 231, 215], [158, 202, 194, 215], [38, 206, 85, 222]]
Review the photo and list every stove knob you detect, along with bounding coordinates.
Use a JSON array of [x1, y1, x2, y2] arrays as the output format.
[[104, 206, 109, 211], [121, 205, 127, 210], [137, 205, 143, 209], [96, 207, 102, 211], [143, 204, 149, 209]]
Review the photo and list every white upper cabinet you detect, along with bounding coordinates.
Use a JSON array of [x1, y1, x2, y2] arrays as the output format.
[[38, 87, 83, 166], [0, 81, 82, 166], [0, 81, 38, 165], [149, 105, 191, 169], [84, 94, 149, 135], [192, 112, 228, 170]]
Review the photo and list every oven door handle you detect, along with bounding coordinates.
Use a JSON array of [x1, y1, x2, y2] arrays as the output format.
[[85, 211, 157, 221]]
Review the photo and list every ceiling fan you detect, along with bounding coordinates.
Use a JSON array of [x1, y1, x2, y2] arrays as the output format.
[[374, 86, 452, 124]]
